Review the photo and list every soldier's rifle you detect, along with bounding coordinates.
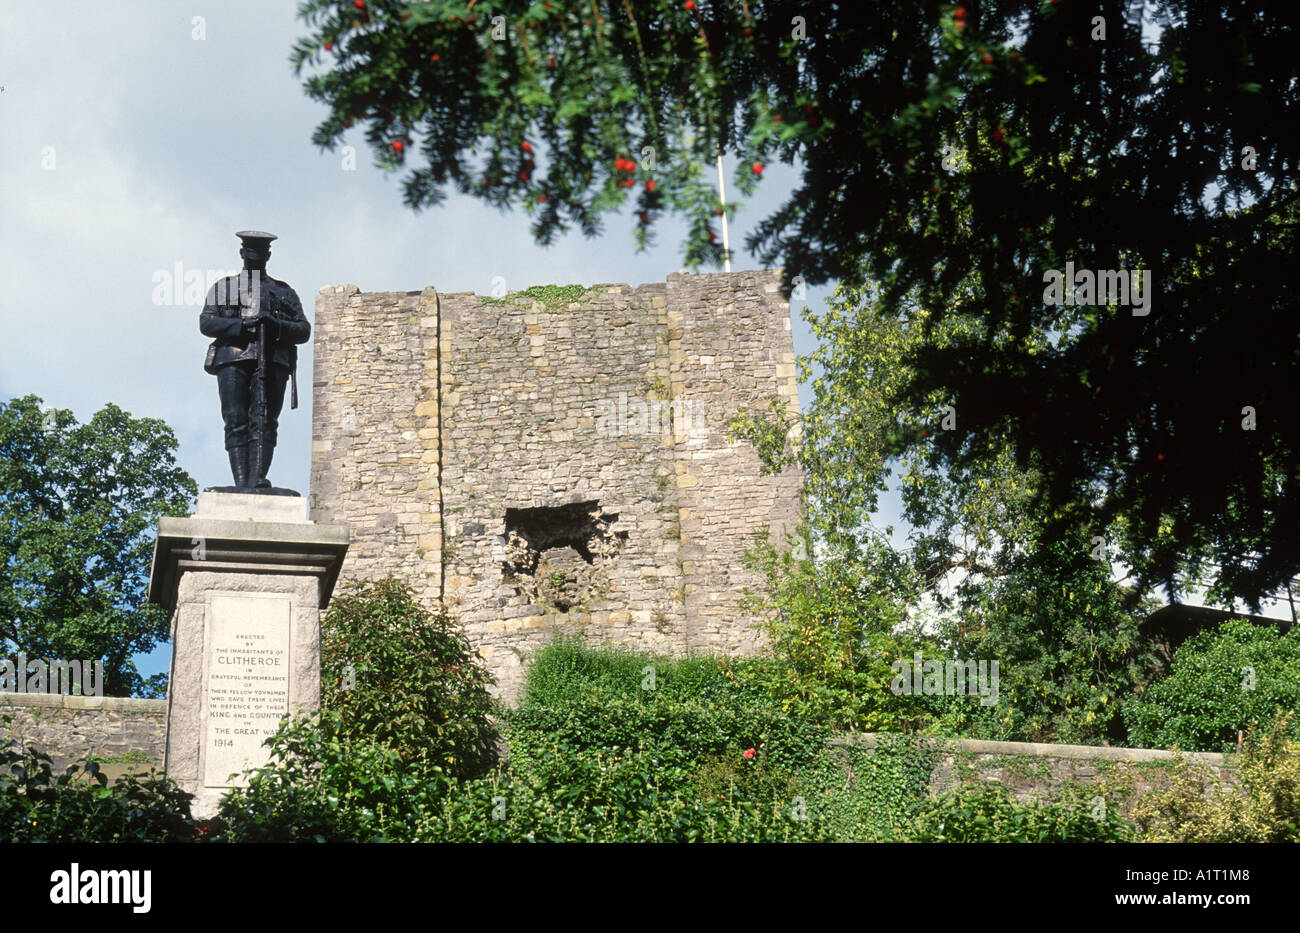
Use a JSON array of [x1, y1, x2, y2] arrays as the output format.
[[244, 270, 270, 488]]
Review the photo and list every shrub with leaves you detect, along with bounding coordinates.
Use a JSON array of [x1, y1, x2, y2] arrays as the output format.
[[740, 529, 938, 733], [1123, 618, 1300, 753], [903, 782, 1131, 843], [321, 577, 499, 779], [1130, 712, 1300, 843], [0, 739, 195, 842]]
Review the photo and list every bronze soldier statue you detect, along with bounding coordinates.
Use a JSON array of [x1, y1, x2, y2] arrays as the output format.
[[200, 231, 310, 492]]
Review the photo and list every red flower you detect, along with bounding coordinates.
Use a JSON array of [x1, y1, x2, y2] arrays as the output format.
[[742, 747, 756, 759]]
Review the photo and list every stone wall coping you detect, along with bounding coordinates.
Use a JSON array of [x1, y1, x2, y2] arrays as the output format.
[[0, 694, 166, 713], [833, 733, 1233, 767]]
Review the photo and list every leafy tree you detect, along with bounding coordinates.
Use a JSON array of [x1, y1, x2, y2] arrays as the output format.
[[0, 396, 195, 697], [291, 1, 1299, 606], [739, 527, 940, 732], [932, 534, 1159, 745], [320, 576, 500, 779], [1123, 617, 1300, 753]]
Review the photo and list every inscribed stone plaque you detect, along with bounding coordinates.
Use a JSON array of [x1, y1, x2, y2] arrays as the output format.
[[203, 593, 292, 787]]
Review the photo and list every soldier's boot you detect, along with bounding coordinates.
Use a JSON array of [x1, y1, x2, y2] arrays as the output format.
[[228, 445, 251, 490], [254, 440, 274, 488]]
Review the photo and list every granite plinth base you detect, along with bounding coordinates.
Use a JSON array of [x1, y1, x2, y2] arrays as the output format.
[[148, 492, 349, 818]]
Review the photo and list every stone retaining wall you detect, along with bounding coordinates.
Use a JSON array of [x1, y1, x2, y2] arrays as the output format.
[[1, 694, 167, 773], [834, 733, 1240, 815]]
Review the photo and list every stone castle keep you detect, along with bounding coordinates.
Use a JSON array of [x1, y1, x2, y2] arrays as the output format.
[[308, 270, 804, 699]]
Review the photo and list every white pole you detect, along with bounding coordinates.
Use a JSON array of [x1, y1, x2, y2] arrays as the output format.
[[716, 153, 732, 273]]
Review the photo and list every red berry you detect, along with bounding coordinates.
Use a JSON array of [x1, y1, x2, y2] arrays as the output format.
[[685, 0, 696, 9], [954, 7, 966, 19], [622, 177, 635, 188], [752, 162, 764, 175], [931, 184, 939, 193], [430, 53, 440, 62], [955, 21, 966, 31], [519, 170, 530, 181], [1157, 453, 1165, 461], [645, 179, 656, 192], [391, 140, 404, 152], [354, 0, 365, 7], [522, 141, 533, 153], [324, 42, 333, 51], [539, 193, 548, 202], [982, 53, 994, 64], [921, 430, 929, 437]]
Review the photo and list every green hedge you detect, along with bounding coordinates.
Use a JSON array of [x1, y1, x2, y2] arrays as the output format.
[[1124, 619, 1300, 753]]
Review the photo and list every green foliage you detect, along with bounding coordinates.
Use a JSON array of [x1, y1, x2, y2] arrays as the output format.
[[0, 740, 195, 842], [215, 710, 447, 842], [904, 782, 1130, 843], [794, 736, 939, 841], [321, 577, 499, 779], [1124, 619, 1300, 753], [740, 529, 939, 733], [934, 536, 1157, 746], [1131, 712, 1300, 843], [0, 395, 196, 697], [727, 398, 797, 475], [478, 283, 597, 311]]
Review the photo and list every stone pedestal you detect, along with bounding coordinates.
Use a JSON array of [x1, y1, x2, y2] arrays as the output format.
[[148, 491, 349, 818]]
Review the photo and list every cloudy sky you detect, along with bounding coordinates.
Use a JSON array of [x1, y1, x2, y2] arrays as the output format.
[[0, 2, 883, 678]]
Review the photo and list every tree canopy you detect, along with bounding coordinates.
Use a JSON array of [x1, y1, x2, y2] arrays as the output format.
[[0, 396, 196, 696], [291, 1, 1299, 606]]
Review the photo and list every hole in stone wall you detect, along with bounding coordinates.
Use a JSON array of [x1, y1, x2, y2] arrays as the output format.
[[502, 501, 626, 612]]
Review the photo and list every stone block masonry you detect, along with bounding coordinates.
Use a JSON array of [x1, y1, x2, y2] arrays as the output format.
[[0, 694, 166, 773], [310, 271, 804, 701]]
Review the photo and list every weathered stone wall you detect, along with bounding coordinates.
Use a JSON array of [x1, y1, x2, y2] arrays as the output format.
[[834, 734, 1239, 818], [310, 271, 803, 700], [1, 694, 166, 772]]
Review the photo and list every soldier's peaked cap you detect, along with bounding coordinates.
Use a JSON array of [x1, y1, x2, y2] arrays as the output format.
[[235, 230, 277, 249]]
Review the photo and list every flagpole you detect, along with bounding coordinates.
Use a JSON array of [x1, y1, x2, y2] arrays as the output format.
[[716, 153, 732, 273]]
